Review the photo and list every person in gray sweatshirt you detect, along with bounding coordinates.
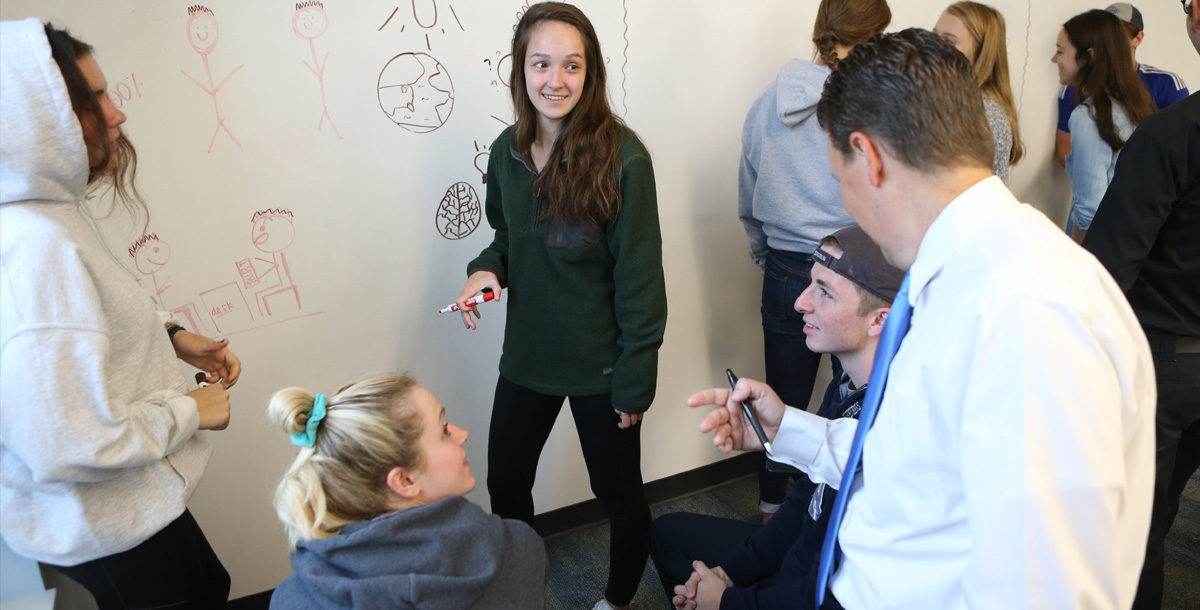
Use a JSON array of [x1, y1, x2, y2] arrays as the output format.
[[267, 375, 547, 609], [0, 19, 240, 609], [737, 0, 890, 520]]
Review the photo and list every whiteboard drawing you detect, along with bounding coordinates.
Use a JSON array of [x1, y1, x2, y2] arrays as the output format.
[[248, 209, 303, 317], [483, 51, 512, 89], [130, 233, 171, 306], [378, 0, 465, 51], [472, 140, 490, 185], [436, 181, 481, 240], [129, 233, 210, 335], [181, 5, 244, 153], [293, 1, 342, 139], [200, 282, 256, 335], [377, 52, 454, 133]]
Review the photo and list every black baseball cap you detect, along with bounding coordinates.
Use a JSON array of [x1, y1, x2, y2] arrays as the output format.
[[811, 226, 905, 303]]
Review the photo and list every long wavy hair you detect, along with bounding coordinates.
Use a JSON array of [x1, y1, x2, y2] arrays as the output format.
[[812, 0, 892, 70], [509, 2, 624, 228], [944, 2, 1024, 164], [1063, 10, 1155, 150], [44, 23, 145, 226], [269, 375, 423, 548]]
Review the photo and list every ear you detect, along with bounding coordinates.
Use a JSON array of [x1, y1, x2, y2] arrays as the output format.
[[867, 307, 889, 339], [1131, 32, 1144, 50], [385, 466, 422, 501], [848, 131, 886, 188]]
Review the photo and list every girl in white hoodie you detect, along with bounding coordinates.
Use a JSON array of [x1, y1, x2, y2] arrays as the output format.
[[0, 20, 239, 609]]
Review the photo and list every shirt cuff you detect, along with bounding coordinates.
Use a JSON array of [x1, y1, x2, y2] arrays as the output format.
[[770, 406, 825, 469]]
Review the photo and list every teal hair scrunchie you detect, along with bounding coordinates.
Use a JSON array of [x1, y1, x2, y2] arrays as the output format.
[[289, 393, 328, 448]]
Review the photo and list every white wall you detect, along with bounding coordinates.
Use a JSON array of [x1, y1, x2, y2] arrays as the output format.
[[1, 0, 1196, 598]]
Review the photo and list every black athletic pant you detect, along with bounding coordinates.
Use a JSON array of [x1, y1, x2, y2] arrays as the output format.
[[487, 375, 651, 607], [1132, 352, 1200, 610], [51, 509, 230, 610]]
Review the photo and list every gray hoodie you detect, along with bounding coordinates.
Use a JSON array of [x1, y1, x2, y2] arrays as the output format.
[[270, 496, 547, 610], [0, 18, 209, 566], [738, 59, 851, 259]]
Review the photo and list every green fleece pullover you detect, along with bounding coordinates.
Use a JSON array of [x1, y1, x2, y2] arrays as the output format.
[[467, 125, 666, 412]]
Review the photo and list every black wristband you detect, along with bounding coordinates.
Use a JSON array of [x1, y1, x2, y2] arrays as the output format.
[[167, 324, 186, 342]]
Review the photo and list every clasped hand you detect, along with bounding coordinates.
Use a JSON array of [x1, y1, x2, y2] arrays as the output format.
[[672, 561, 733, 610]]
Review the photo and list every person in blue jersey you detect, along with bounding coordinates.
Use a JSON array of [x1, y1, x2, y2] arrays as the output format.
[[1054, 3, 1188, 167]]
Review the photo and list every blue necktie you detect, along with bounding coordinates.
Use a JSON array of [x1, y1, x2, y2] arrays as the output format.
[[815, 273, 913, 608]]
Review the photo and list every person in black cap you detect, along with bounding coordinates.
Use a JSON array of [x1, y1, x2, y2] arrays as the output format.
[[649, 225, 903, 610]]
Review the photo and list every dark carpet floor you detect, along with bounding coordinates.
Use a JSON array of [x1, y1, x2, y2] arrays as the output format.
[[545, 471, 1200, 610]]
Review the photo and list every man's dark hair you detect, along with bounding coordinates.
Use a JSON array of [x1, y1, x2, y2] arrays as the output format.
[[817, 28, 994, 173]]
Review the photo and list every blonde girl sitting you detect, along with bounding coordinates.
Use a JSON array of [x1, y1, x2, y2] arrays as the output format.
[[267, 374, 547, 609]]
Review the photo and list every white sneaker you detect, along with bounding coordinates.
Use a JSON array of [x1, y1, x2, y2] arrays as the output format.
[[591, 600, 623, 610]]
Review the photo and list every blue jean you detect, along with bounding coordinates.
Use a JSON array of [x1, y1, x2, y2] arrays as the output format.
[[758, 249, 825, 506]]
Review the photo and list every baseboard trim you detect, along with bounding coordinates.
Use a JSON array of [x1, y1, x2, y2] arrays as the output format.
[[532, 452, 757, 539]]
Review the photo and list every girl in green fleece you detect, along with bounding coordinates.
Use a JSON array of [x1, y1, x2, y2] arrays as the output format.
[[454, 3, 667, 609]]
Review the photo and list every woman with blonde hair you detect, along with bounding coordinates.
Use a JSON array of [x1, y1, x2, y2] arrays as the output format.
[[738, 0, 890, 524], [934, 1, 1025, 184], [267, 374, 546, 610]]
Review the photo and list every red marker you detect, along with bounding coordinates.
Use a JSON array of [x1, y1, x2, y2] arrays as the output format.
[[439, 288, 496, 314]]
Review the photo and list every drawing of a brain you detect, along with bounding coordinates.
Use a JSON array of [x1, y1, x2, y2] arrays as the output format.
[[436, 182, 481, 240]]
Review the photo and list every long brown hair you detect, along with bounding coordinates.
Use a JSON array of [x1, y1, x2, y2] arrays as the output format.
[[945, 2, 1024, 164], [510, 2, 624, 228], [812, 0, 892, 70], [44, 23, 145, 225], [1063, 10, 1155, 150]]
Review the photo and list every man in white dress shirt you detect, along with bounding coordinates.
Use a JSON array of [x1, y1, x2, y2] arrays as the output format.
[[692, 28, 1156, 609]]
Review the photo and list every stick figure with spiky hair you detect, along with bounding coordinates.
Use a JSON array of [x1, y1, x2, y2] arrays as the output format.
[[293, 1, 341, 139], [250, 209, 302, 316], [181, 5, 244, 152]]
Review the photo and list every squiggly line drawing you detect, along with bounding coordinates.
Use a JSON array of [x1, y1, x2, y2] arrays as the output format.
[[619, 0, 629, 117]]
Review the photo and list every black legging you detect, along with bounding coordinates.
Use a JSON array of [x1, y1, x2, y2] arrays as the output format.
[[51, 509, 229, 610], [487, 375, 651, 606]]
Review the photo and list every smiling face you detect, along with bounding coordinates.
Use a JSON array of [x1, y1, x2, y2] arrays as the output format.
[[251, 214, 296, 253], [293, 6, 329, 40], [75, 54, 126, 169], [934, 12, 976, 63], [1052, 27, 1083, 86], [187, 12, 219, 55], [523, 20, 587, 137], [793, 247, 873, 357], [406, 386, 475, 504], [134, 240, 171, 275]]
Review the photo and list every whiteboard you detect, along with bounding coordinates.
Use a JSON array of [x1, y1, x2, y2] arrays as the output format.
[[1, 0, 1196, 597]]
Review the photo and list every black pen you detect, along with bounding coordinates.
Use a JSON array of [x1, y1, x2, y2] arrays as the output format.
[[726, 369, 772, 454]]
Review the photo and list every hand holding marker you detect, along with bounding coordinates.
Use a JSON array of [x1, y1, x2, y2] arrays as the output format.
[[439, 287, 495, 314], [726, 369, 772, 454]]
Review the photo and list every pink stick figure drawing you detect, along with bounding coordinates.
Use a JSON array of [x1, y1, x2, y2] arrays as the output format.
[[130, 233, 210, 335], [293, 1, 341, 139], [130, 233, 172, 307], [181, 5, 244, 153], [250, 208, 302, 317]]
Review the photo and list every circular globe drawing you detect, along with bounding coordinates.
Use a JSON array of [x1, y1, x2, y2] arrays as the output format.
[[377, 52, 455, 133], [436, 182, 481, 240]]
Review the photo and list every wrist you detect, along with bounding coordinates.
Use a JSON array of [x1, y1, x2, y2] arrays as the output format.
[[166, 323, 186, 343]]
